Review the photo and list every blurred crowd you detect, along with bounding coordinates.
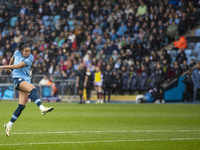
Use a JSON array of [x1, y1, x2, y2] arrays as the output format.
[[0, 0, 200, 92]]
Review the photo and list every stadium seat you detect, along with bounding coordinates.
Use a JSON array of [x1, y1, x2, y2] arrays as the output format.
[[195, 42, 200, 50], [53, 15, 61, 24], [187, 42, 195, 50], [139, 78, 148, 90], [130, 76, 138, 90], [44, 21, 51, 28], [170, 50, 177, 64], [42, 16, 50, 27], [121, 73, 129, 90], [194, 42, 200, 57], [138, 73, 148, 90], [184, 49, 192, 58], [195, 29, 200, 36], [42, 15, 49, 22], [10, 17, 17, 27], [191, 49, 198, 57], [48, 16, 54, 22], [95, 44, 104, 51]]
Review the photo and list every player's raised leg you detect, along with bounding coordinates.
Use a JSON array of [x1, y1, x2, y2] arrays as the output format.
[[19, 81, 54, 115]]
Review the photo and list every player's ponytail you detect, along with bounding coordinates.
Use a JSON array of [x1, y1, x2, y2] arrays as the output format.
[[19, 40, 32, 51]]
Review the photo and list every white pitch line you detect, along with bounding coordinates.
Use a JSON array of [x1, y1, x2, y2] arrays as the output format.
[[6, 130, 200, 135], [0, 138, 200, 146]]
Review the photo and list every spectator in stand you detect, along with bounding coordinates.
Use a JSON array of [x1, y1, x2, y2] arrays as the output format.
[[190, 7, 200, 28], [149, 51, 159, 62], [162, 59, 171, 79], [136, 1, 147, 16], [182, 69, 194, 102], [39, 75, 49, 86], [173, 62, 183, 79], [162, 49, 171, 64], [47, 76, 58, 96], [189, 58, 196, 68], [154, 62, 165, 85], [181, 60, 188, 72], [176, 49, 187, 64], [14, 31, 22, 44], [192, 63, 200, 103], [117, 22, 127, 37], [111, 71, 121, 94], [167, 21, 179, 41]]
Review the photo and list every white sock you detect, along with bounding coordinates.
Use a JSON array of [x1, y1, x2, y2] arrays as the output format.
[[8, 121, 13, 127], [101, 100, 103, 103], [39, 105, 45, 111]]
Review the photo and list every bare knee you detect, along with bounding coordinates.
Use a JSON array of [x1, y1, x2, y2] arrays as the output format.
[[98, 87, 102, 91], [19, 81, 35, 93]]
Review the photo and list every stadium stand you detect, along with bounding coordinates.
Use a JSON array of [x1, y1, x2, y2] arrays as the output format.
[[0, 0, 200, 99]]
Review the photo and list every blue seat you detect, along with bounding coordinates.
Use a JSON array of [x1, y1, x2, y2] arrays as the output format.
[[68, 20, 74, 26], [191, 50, 198, 57], [44, 21, 51, 28], [184, 49, 192, 58], [10, 17, 18, 27], [138, 72, 149, 90], [53, 15, 60, 24], [195, 29, 200, 36], [121, 74, 129, 90], [42, 15, 49, 22], [139, 77, 149, 90], [130, 76, 138, 90], [95, 44, 104, 51], [194, 42, 200, 57], [139, 78, 147, 90], [48, 16, 54, 22], [195, 42, 200, 50], [170, 50, 177, 64], [187, 42, 195, 50]]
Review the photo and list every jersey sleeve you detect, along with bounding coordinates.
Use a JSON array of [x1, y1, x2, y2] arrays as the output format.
[[23, 55, 34, 67], [13, 50, 20, 58]]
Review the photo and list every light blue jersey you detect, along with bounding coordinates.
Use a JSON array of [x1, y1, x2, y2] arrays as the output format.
[[12, 50, 34, 83]]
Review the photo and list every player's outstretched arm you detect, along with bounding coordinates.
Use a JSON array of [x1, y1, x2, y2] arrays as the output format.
[[9, 57, 14, 66], [6, 57, 14, 74], [0, 62, 26, 70]]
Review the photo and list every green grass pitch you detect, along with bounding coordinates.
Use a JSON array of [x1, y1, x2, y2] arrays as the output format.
[[0, 101, 200, 150]]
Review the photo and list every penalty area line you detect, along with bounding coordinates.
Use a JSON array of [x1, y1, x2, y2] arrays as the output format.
[[0, 138, 200, 146]]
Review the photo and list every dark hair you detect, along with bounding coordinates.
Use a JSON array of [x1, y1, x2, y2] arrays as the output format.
[[19, 40, 32, 51]]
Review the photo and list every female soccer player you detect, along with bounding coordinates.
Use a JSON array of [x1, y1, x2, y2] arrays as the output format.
[[0, 41, 54, 137], [94, 66, 103, 104]]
